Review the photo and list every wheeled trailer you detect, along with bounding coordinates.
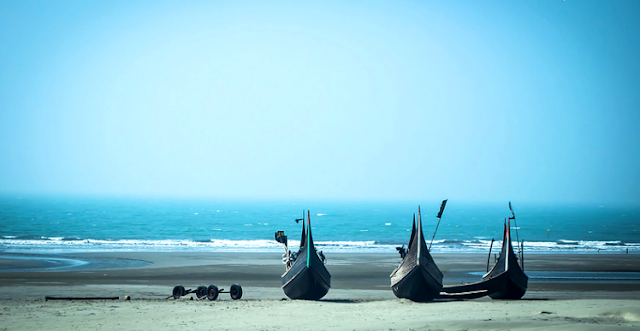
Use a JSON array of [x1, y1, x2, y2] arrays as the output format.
[[171, 284, 243, 300]]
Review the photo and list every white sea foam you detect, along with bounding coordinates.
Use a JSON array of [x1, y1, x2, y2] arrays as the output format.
[[1, 236, 638, 254]]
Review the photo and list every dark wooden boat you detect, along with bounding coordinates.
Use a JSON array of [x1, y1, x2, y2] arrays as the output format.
[[278, 211, 331, 300], [437, 221, 526, 299], [482, 218, 528, 299], [438, 202, 528, 300], [390, 206, 444, 302]]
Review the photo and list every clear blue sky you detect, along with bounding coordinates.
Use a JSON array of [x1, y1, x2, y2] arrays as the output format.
[[1, 0, 639, 205]]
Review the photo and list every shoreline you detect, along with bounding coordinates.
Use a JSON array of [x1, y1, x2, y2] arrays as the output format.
[[1, 252, 640, 300]]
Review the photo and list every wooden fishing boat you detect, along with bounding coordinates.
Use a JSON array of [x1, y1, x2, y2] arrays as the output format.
[[390, 206, 444, 302], [438, 220, 526, 299], [438, 202, 527, 300], [276, 211, 331, 300], [482, 218, 528, 299]]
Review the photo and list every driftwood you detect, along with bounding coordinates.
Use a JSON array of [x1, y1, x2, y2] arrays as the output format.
[[45, 296, 120, 301]]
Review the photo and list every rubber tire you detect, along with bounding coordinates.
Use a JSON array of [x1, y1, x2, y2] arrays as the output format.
[[196, 286, 207, 299], [230, 284, 243, 300], [207, 285, 219, 301], [172, 285, 186, 299]]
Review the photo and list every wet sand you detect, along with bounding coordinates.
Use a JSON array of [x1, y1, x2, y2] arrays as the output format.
[[1, 252, 640, 330]]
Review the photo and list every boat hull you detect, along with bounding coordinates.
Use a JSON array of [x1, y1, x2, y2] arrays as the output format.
[[391, 265, 442, 302], [390, 207, 443, 302], [487, 268, 528, 299], [483, 219, 528, 300], [280, 211, 331, 300], [439, 267, 527, 300], [282, 265, 330, 300], [438, 274, 504, 299]]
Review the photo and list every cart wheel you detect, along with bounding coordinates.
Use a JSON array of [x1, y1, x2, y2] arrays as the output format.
[[207, 285, 219, 301], [172, 285, 186, 299], [230, 284, 243, 300], [196, 286, 207, 299]]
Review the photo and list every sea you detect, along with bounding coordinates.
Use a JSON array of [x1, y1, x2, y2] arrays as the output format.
[[1, 195, 639, 255]]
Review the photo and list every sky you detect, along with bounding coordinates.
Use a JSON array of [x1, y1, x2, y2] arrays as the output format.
[[1, 0, 639, 205]]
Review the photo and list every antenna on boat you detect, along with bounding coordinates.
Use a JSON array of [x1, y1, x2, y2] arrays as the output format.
[[429, 199, 448, 251]]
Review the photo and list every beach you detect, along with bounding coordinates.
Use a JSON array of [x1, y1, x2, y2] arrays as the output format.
[[1, 252, 640, 330]]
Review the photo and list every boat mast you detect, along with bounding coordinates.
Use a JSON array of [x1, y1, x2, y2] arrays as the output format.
[[508, 202, 524, 268], [486, 238, 495, 272], [428, 199, 448, 251], [520, 240, 525, 271], [509, 202, 519, 250]]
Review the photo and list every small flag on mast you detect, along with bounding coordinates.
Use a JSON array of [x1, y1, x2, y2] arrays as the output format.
[[508, 201, 515, 220], [436, 199, 448, 219]]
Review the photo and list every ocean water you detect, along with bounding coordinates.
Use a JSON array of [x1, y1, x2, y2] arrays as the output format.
[[1, 195, 638, 254]]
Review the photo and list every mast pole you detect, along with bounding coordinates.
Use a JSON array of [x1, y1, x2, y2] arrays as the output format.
[[509, 202, 520, 252], [486, 238, 495, 272], [429, 199, 448, 251], [520, 240, 525, 270]]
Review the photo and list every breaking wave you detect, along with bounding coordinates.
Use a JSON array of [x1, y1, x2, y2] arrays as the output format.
[[1, 236, 638, 254]]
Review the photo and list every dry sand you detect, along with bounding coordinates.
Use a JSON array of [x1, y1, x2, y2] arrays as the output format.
[[1, 252, 640, 330]]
